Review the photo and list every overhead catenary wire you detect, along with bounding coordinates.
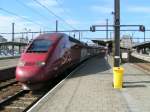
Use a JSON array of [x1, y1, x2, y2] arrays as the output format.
[[55, 0, 79, 31], [33, 0, 77, 30], [15, 0, 66, 31], [16, 0, 72, 29], [1, 29, 150, 34], [15, 0, 51, 22], [55, 0, 73, 19], [0, 7, 50, 29]]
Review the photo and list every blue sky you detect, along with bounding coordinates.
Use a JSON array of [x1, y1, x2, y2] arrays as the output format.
[[0, 0, 150, 43]]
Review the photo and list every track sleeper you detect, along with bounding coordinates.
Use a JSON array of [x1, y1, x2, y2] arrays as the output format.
[[4, 105, 26, 110], [13, 100, 32, 105], [19, 97, 37, 100]]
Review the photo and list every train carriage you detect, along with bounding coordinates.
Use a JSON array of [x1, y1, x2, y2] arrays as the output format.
[[16, 33, 101, 90]]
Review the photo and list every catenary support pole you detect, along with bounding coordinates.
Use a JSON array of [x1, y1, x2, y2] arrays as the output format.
[[114, 0, 120, 67], [56, 20, 58, 32], [12, 23, 15, 56], [106, 19, 109, 40]]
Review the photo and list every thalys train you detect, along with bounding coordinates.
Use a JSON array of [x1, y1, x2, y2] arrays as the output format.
[[16, 33, 102, 90]]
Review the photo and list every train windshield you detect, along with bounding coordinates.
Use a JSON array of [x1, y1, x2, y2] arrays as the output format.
[[27, 39, 52, 52]]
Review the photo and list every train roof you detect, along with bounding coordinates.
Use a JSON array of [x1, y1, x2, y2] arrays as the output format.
[[37, 33, 87, 46]]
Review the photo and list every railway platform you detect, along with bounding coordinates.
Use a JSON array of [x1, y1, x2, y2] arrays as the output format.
[[28, 56, 150, 112], [0, 58, 18, 70], [131, 52, 150, 62]]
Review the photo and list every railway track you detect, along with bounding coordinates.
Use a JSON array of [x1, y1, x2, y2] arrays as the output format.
[[0, 59, 86, 112], [134, 63, 150, 72], [0, 71, 72, 112], [0, 82, 21, 104], [130, 55, 150, 73], [0, 89, 47, 112], [0, 79, 17, 90], [0, 74, 72, 112], [0, 74, 60, 112]]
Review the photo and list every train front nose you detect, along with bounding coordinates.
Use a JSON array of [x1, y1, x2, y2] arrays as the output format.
[[16, 61, 46, 83]]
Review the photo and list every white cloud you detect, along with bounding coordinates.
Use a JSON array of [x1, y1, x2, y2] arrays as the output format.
[[28, 0, 64, 14], [37, 0, 58, 7], [28, 0, 57, 7], [127, 6, 150, 13], [0, 15, 18, 32], [27, 0, 77, 29], [91, 5, 113, 14], [93, 20, 107, 25], [0, 15, 42, 32], [66, 19, 80, 25], [0, 15, 43, 40]]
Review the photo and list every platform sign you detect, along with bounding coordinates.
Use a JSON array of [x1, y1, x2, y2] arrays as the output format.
[[122, 52, 128, 59]]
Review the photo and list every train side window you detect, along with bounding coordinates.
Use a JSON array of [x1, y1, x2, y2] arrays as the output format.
[[62, 44, 66, 49], [63, 35, 71, 49]]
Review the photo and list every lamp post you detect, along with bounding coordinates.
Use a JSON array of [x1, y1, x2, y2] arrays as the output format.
[[24, 28, 31, 43]]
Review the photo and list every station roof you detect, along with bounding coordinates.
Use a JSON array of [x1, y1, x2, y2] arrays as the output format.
[[92, 39, 132, 50], [132, 41, 150, 48], [92, 40, 113, 47], [0, 41, 27, 46]]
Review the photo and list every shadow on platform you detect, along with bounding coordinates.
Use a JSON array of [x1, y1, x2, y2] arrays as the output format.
[[123, 81, 150, 88], [124, 81, 150, 84], [70, 56, 111, 78], [124, 73, 150, 76], [123, 84, 147, 88]]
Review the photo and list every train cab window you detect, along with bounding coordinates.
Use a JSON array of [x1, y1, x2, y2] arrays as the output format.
[[27, 39, 52, 52]]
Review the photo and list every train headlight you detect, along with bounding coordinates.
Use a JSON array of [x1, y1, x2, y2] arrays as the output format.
[[36, 61, 46, 67], [18, 61, 25, 67]]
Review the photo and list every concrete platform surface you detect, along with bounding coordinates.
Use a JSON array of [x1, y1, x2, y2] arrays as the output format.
[[0, 58, 18, 70], [28, 56, 150, 112], [131, 52, 150, 62]]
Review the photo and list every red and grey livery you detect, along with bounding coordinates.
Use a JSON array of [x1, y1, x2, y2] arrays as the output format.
[[16, 33, 101, 90]]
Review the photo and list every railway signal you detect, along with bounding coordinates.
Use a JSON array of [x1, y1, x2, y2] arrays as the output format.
[[139, 25, 145, 32], [90, 26, 95, 32]]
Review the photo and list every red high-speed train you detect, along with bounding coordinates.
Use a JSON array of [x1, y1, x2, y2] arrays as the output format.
[[16, 33, 101, 90]]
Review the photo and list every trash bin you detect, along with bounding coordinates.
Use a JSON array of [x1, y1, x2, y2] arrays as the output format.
[[113, 67, 124, 89]]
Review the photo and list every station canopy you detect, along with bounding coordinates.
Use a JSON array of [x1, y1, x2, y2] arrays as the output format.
[[92, 39, 132, 50], [92, 39, 113, 48], [0, 41, 27, 46], [132, 41, 150, 48]]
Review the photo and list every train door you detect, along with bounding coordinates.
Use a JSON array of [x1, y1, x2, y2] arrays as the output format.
[[80, 48, 88, 61]]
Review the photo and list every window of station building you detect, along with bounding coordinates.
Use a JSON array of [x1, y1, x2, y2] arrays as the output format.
[[27, 39, 52, 52]]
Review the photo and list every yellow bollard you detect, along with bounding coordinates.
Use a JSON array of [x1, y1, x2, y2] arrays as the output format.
[[113, 67, 124, 89]]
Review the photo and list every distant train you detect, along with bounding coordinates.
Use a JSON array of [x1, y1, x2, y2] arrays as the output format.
[[16, 33, 102, 90]]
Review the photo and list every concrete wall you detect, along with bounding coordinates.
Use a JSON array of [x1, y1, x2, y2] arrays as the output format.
[[0, 67, 16, 81]]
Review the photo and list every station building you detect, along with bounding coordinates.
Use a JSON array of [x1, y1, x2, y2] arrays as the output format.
[[0, 35, 7, 42]]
